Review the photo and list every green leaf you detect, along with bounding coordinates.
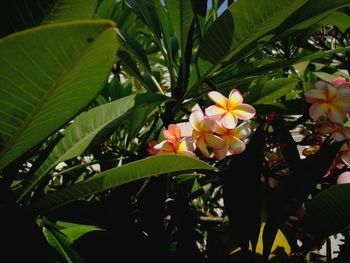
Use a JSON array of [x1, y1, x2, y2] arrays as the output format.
[[117, 50, 157, 92], [43, 227, 84, 263], [253, 79, 299, 105], [279, 0, 350, 37], [3, 0, 98, 37], [238, 46, 350, 78], [61, 224, 105, 241], [303, 184, 350, 240], [293, 61, 310, 76], [124, 0, 161, 37], [117, 29, 151, 72], [321, 11, 350, 32], [313, 72, 337, 83], [31, 155, 216, 213], [189, 0, 307, 96], [0, 20, 118, 170], [165, 0, 194, 57], [18, 93, 168, 201], [151, 0, 173, 61], [96, 0, 121, 21]]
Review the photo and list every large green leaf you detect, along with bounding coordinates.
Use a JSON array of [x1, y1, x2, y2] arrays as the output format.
[[31, 155, 216, 213], [278, 0, 350, 37], [188, 0, 307, 96], [165, 0, 194, 57], [303, 184, 350, 240], [3, 0, 97, 37], [252, 79, 299, 105], [43, 227, 84, 263], [0, 20, 118, 170], [18, 93, 168, 201]]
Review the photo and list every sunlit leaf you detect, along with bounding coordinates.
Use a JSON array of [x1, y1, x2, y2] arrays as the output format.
[[18, 93, 168, 201], [31, 155, 216, 213], [0, 20, 118, 170]]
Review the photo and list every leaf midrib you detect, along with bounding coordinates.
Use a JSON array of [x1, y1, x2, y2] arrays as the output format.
[[0, 21, 114, 163]]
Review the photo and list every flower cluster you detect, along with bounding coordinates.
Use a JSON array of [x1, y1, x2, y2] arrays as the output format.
[[305, 77, 350, 123], [305, 77, 350, 141], [305, 77, 350, 179], [148, 89, 256, 160]]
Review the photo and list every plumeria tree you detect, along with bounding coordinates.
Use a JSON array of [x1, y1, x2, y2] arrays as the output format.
[[2, 0, 350, 262]]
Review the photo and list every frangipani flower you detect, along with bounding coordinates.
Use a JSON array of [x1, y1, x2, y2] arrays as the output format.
[[154, 137, 196, 158], [304, 81, 350, 123], [150, 124, 196, 158], [205, 89, 256, 129], [316, 121, 350, 141], [213, 122, 251, 160], [163, 124, 182, 143], [189, 110, 225, 157]]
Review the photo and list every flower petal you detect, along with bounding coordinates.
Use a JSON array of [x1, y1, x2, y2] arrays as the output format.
[[337, 171, 350, 184], [221, 112, 237, 129], [228, 89, 243, 108], [309, 102, 328, 120], [205, 105, 226, 118], [337, 85, 350, 97], [214, 121, 226, 135], [332, 130, 347, 141], [208, 91, 227, 108], [156, 141, 175, 153], [214, 143, 228, 160], [326, 85, 337, 100], [315, 81, 332, 90], [189, 110, 204, 131], [233, 104, 256, 120], [163, 124, 181, 143], [228, 137, 246, 154], [170, 124, 181, 137], [204, 134, 225, 149], [196, 136, 210, 157], [178, 137, 196, 152], [333, 96, 350, 111], [332, 77, 346, 86], [304, 88, 327, 103], [200, 117, 216, 132], [233, 122, 251, 139], [192, 129, 201, 140], [327, 105, 346, 123]]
